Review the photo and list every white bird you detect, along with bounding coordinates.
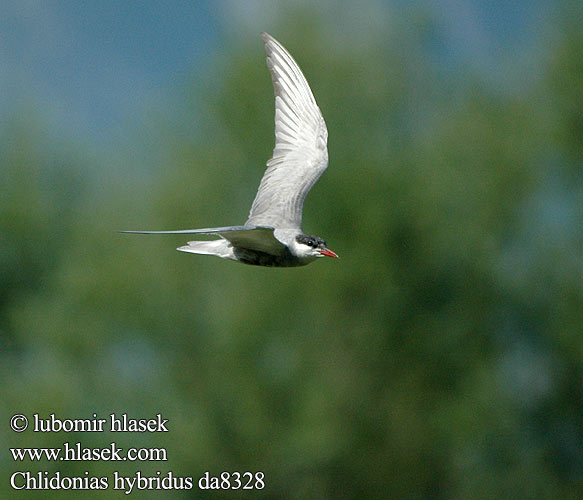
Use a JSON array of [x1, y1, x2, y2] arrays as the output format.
[[120, 32, 338, 267]]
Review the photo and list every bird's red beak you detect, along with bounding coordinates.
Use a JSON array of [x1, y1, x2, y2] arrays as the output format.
[[319, 248, 339, 258]]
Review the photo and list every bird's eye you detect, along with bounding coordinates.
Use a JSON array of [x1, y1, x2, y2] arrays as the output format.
[[307, 241, 313, 247]]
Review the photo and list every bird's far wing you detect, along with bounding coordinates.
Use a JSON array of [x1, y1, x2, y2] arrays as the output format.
[[246, 32, 329, 231], [118, 225, 285, 255]]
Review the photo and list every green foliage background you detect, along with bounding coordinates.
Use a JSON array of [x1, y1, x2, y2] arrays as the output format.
[[1, 5, 582, 500]]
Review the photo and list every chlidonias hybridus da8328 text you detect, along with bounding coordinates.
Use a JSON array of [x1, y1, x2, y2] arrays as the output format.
[[120, 33, 338, 267]]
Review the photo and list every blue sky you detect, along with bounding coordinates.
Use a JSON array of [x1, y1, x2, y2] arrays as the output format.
[[1, 1, 217, 145], [1, 0, 551, 147]]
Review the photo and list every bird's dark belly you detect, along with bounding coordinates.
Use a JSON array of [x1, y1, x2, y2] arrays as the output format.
[[233, 247, 304, 267]]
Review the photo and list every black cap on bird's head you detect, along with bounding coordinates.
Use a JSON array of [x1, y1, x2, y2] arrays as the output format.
[[295, 234, 338, 258]]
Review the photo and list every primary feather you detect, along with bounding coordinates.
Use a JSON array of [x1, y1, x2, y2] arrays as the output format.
[[119, 226, 284, 255]]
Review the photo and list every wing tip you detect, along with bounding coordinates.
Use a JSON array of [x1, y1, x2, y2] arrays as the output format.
[[261, 32, 280, 53]]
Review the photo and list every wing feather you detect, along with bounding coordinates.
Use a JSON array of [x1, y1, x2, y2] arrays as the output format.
[[246, 33, 328, 230], [118, 226, 286, 255]]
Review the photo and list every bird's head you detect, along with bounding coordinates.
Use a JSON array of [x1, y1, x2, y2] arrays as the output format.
[[292, 234, 339, 260]]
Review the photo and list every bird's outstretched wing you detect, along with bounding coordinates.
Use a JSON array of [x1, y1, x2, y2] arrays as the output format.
[[246, 32, 328, 230], [118, 225, 285, 255]]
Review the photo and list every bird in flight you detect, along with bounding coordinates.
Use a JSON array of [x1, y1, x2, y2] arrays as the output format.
[[120, 33, 338, 267]]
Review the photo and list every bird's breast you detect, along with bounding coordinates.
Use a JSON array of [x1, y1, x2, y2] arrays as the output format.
[[233, 247, 309, 267]]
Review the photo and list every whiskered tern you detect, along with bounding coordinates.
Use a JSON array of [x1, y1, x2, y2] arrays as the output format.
[[120, 33, 338, 267]]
